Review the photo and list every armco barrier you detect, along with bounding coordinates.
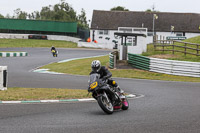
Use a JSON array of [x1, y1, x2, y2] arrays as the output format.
[[128, 53, 200, 77], [109, 51, 117, 69], [128, 53, 150, 71], [150, 58, 200, 77], [109, 53, 114, 69], [0, 52, 28, 57]]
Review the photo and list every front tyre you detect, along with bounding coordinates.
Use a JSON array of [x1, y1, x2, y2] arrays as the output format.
[[97, 95, 113, 114]]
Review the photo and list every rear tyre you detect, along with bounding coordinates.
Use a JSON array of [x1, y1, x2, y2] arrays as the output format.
[[97, 95, 113, 114]]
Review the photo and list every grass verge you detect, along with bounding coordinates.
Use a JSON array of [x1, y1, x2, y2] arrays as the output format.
[[42, 56, 109, 75], [0, 39, 77, 48], [41, 55, 200, 82], [0, 87, 91, 101], [1, 37, 200, 101], [142, 36, 200, 62]]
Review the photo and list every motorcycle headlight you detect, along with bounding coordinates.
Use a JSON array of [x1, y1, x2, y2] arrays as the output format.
[[90, 82, 98, 90]]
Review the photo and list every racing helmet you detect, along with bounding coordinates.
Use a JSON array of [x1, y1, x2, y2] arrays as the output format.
[[91, 60, 101, 72]]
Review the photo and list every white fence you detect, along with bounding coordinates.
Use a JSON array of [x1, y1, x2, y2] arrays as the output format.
[[0, 33, 81, 43], [150, 58, 200, 77], [78, 42, 114, 49]]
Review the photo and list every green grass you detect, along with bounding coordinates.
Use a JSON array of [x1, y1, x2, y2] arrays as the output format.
[[0, 39, 77, 48], [142, 36, 200, 62], [41, 55, 200, 82], [184, 36, 200, 44], [1, 37, 200, 101], [110, 69, 200, 82], [0, 87, 91, 101], [42, 56, 109, 75]]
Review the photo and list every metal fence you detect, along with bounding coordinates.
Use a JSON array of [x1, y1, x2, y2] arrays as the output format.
[[128, 53, 150, 71], [150, 58, 200, 77], [109, 53, 114, 69], [128, 53, 200, 77], [154, 40, 200, 56], [109, 52, 118, 69]]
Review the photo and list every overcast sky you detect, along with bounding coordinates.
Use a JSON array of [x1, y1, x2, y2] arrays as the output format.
[[1, 0, 200, 22]]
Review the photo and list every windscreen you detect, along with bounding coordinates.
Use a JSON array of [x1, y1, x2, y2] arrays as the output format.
[[89, 73, 100, 84]]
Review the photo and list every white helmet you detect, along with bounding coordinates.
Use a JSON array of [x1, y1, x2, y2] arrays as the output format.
[[91, 60, 101, 72]]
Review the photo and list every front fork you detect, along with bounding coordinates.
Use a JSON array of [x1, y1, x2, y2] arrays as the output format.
[[103, 92, 111, 104]]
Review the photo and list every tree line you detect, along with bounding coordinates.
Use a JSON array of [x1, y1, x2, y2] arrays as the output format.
[[0, 0, 88, 29], [0, 2, 158, 29]]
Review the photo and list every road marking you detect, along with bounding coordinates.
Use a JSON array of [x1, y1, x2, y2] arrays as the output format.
[[0, 94, 144, 104], [40, 100, 60, 103], [2, 101, 21, 104]]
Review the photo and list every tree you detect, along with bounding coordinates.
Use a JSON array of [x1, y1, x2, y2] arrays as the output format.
[[145, 9, 159, 12], [145, 9, 152, 12], [0, 14, 4, 18], [28, 11, 40, 20], [38, 0, 89, 28], [5, 14, 11, 18], [40, 6, 54, 20], [39, 0, 77, 22], [13, 8, 27, 19], [111, 6, 129, 11], [77, 8, 89, 29], [18, 11, 28, 19], [8, 0, 89, 29]]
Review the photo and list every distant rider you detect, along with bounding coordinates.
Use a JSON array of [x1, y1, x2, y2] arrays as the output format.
[[51, 46, 57, 57], [51, 46, 56, 52], [90, 60, 124, 97]]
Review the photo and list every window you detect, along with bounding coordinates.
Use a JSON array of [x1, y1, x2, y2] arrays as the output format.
[[133, 37, 137, 46], [126, 37, 137, 46], [98, 30, 104, 35], [118, 28, 132, 33], [104, 30, 108, 35], [147, 32, 154, 36], [133, 29, 147, 32], [176, 32, 183, 37], [98, 30, 109, 35]]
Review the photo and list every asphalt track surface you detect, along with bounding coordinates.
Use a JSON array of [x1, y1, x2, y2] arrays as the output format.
[[0, 48, 200, 133]]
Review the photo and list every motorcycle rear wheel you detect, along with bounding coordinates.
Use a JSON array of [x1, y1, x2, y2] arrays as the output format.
[[97, 95, 113, 114]]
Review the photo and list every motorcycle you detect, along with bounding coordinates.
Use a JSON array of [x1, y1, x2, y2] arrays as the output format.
[[51, 50, 58, 57], [88, 73, 129, 114]]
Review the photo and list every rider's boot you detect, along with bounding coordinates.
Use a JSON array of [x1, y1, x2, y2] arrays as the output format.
[[116, 85, 124, 93]]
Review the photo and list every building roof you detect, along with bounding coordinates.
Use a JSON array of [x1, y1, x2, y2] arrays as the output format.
[[91, 10, 200, 33]]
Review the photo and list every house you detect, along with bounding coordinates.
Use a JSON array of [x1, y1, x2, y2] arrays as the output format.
[[90, 10, 200, 46], [78, 10, 200, 58]]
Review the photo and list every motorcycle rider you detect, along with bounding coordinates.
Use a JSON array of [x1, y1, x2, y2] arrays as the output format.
[[51, 46, 56, 52], [51, 46, 57, 57], [90, 60, 124, 97]]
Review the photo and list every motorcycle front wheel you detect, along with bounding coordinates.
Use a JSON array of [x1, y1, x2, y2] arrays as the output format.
[[97, 94, 113, 114]]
